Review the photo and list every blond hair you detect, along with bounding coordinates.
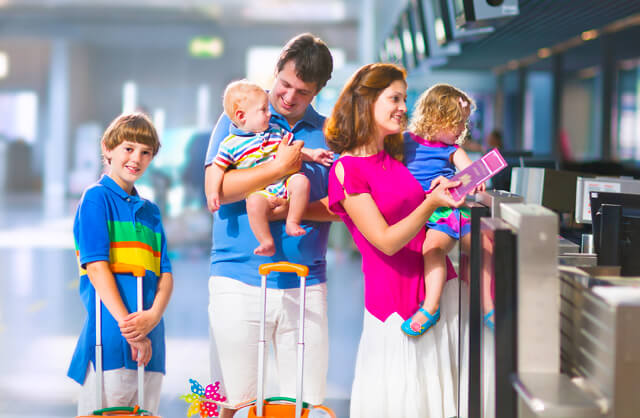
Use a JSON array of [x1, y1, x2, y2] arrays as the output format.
[[223, 80, 267, 126], [101, 113, 160, 163], [409, 83, 475, 145]]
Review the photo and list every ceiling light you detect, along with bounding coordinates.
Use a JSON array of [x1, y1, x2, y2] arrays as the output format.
[[0, 52, 8, 79], [581, 29, 599, 41], [537, 48, 551, 59]]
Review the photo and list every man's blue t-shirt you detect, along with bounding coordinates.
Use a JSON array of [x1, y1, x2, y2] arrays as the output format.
[[205, 103, 331, 289]]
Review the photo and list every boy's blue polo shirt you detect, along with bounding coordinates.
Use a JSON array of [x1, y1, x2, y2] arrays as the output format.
[[68, 175, 172, 385], [205, 103, 331, 289]]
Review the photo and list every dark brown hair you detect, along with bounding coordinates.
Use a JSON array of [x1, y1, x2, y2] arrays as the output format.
[[276, 33, 333, 92], [324, 63, 406, 160]]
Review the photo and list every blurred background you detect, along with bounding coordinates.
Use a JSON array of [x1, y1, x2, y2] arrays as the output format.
[[1, 0, 640, 416]]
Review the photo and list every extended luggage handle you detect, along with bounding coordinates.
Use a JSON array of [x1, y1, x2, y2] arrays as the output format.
[[94, 262, 147, 413], [111, 262, 146, 278], [256, 262, 308, 418], [258, 262, 309, 277]]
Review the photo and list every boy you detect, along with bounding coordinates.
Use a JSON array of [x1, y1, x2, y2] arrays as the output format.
[[208, 80, 333, 256], [68, 113, 173, 415]]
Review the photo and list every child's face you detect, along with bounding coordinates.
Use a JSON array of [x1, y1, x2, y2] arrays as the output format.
[[103, 140, 154, 194], [434, 108, 470, 145], [242, 91, 271, 133]]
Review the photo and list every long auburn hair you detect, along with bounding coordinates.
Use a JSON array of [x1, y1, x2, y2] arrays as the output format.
[[324, 63, 406, 160]]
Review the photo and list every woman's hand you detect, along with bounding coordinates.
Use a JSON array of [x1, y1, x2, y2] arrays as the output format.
[[428, 176, 465, 208]]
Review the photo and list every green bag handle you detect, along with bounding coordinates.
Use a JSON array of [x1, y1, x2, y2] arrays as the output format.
[[264, 396, 310, 409], [90, 406, 152, 416]]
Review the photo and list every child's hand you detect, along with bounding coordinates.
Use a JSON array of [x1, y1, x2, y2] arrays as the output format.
[[129, 337, 152, 366], [310, 149, 335, 166], [119, 310, 160, 342], [472, 182, 486, 194], [207, 193, 220, 213]]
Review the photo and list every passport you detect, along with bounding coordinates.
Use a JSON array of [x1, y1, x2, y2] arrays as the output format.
[[449, 148, 508, 201]]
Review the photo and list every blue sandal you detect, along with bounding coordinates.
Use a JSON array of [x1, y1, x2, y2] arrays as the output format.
[[401, 307, 440, 337], [484, 309, 495, 331]]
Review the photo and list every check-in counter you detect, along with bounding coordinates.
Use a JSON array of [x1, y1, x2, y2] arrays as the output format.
[[560, 267, 640, 418]]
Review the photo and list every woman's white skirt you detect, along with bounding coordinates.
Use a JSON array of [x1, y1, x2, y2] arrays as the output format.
[[350, 279, 459, 418]]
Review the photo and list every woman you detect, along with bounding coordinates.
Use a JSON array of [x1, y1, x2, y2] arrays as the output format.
[[324, 63, 463, 418]]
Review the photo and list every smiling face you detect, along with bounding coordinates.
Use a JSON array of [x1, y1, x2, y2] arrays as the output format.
[[269, 60, 318, 127], [372, 79, 408, 140], [102, 140, 154, 194]]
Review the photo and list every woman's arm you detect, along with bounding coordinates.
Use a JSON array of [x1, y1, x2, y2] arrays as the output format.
[[204, 139, 304, 204], [336, 162, 462, 256]]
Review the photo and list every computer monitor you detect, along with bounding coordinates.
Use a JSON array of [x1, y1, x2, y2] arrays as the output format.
[[590, 191, 640, 276], [574, 177, 640, 224]]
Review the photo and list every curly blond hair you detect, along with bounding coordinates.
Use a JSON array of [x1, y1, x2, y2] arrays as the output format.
[[408, 83, 475, 145]]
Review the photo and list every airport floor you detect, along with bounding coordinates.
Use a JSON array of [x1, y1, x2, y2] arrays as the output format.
[[0, 192, 365, 418]]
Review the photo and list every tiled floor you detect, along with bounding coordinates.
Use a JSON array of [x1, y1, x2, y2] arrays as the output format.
[[0, 193, 363, 418]]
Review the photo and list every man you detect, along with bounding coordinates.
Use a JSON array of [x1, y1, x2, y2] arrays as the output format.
[[203, 33, 337, 417]]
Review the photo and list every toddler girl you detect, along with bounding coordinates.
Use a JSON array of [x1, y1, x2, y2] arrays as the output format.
[[401, 83, 484, 336]]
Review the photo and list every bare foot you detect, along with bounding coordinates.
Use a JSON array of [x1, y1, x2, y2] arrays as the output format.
[[254, 241, 275, 256], [285, 222, 307, 237]]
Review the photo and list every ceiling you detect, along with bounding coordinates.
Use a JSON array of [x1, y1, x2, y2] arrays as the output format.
[[440, 0, 640, 72], [2, 0, 640, 75]]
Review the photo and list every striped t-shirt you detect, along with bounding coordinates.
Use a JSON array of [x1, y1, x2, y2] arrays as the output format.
[[214, 123, 292, 171]]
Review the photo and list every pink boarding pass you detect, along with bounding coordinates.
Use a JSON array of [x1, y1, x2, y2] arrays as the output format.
[[449, 148, 508, 201]]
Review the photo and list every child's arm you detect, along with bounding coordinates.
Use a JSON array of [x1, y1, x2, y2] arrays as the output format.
[[119, 272, 173, 343], [301, 147, 335, 167], [86, 261, 153, 366], [86, 260, 132, 323], [452, 147, 486, 193], [206, 164, 225, 212]]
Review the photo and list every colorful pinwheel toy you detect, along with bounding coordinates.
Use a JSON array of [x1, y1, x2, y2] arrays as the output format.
[[180, 378, 227, 417]]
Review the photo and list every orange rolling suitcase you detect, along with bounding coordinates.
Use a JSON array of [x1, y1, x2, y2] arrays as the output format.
[[233, 262, 336, 418], [77, 263, 160, 417]]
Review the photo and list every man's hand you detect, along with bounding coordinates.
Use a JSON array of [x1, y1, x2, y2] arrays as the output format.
[[274, 140, 304, 177]]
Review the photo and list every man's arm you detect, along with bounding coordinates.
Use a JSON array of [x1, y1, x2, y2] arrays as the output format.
[[268, 196, 341, 222], [204, 114, 304, 205]]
